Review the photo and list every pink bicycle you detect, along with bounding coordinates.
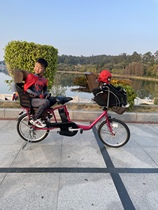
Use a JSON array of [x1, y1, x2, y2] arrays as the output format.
[[16, 72, 130, 148]]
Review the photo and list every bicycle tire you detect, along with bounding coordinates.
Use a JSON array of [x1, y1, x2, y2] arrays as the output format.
[[17, 113, 49, 143], [98, 118, 130, 148]]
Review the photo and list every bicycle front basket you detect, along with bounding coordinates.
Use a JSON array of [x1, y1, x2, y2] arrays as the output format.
[[93, 89, 109, 106], [111, 106, 127, 115]]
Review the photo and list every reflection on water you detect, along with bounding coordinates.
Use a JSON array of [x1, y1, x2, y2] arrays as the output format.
[[52, 73, 158, 99], [51, 73, 92, 99], [131, 79, 158, 99], [1, 72, 158, 99]]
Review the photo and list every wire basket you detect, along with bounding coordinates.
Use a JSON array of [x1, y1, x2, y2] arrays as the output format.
[[111, 106, 127, 115]]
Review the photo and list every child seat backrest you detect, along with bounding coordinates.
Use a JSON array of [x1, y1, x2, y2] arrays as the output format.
[[85, 72, 99, 92], [14, 70, 31, 108], [14, 70, 29, 83]]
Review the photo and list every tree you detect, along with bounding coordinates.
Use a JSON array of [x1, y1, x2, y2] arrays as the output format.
[[125, 62, 144, 76], [142, 51, 155, 64], [154, 51, 158, 64], [130, 51, 141, 62], [4, 40, 58, 88]]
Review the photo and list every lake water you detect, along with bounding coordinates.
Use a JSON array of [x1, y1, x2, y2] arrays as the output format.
[[1, 72, 158, 101], [0, 72, 93, 102], [0, 72, 13, 94], [52, 72, 158, 100]]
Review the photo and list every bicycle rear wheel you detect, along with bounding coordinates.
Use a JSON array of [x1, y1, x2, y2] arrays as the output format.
[[17, 113, 49, 143], [98, 118, 130, 148]]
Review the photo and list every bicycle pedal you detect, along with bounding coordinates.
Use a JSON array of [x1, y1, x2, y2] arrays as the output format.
[[80, 129, 83, 134]]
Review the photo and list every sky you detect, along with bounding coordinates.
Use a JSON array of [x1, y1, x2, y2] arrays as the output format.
[[1, 0, 158, 60]]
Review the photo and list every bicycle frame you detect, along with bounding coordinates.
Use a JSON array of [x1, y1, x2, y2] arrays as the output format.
[[76, 110, 109, 130], [16, 71, 130, 147], [20, 103, 113, 133]]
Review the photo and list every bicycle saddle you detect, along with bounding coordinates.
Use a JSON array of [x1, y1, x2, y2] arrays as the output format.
[[56, 96, 73, 104]]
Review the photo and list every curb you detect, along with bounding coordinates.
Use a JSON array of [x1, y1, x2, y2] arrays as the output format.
[[0, 108, 158, 123]]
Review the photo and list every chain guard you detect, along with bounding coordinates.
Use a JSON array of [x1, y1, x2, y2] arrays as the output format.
[[58, 122, 78, 137]]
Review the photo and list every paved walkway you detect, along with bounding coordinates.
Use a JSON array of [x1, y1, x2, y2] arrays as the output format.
[[0, 119, 158, 210]]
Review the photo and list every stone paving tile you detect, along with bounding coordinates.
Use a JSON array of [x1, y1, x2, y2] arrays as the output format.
[[0, 120, 158, 210]]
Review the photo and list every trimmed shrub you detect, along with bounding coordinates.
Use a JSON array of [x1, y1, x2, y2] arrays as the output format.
[[4, 40, 58, 88]]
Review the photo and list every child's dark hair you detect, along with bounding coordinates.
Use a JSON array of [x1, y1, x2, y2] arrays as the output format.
[[36, 58, 48, 68]]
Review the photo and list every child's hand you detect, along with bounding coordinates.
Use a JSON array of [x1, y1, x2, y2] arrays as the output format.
[[39, 94, 45, 99]]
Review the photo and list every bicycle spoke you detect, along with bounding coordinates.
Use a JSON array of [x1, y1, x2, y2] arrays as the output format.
[[17, 113, 49, 142], [98, 119, 130, 148]]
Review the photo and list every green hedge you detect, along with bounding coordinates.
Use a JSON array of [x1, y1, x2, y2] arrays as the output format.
[[4, 40, 58, 89]]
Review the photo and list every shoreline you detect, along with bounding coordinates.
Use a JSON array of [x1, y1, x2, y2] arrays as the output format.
[[1, 70, 158, 82], [57, 71, 158, 81]]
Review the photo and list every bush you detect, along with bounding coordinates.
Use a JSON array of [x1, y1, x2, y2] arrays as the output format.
[[4, 40, 58, 89], [154, 98, 158, 105]]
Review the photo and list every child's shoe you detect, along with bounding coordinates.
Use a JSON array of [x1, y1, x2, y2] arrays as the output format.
[[30, 118, 46, 128]]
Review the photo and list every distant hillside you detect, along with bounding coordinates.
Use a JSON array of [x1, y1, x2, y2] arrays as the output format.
[[1, 50, 158, 78], [57, 51, 158, 78]]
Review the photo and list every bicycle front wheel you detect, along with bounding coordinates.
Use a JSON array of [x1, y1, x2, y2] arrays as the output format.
[[17, 113, 49, 143], [98, 118, 130, 148]]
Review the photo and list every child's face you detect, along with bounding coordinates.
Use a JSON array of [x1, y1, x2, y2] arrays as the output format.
[[34, 62, 46, 75]]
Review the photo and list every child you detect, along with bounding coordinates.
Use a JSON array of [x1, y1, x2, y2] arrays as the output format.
[[24, 58, 56, 128]]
